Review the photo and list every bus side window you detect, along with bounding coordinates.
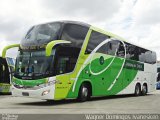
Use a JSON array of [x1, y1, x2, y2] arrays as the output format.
[[85, 30, 109, 54], [117, 42, 125, 58], [125, 42, 156, 64], [96, 40, 120, 57], [67, 57, 77, 72], [107, 40, 120, 56], [125, 42, 139, 61], [57, 57, 69, 74], [61, 24, 88, 48], [57, 56, 78, 75]]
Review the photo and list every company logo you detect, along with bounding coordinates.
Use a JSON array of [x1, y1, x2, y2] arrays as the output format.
[[99, 56, 104, 65]]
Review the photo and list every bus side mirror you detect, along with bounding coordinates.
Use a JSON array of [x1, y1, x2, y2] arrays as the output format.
[[2, 44, 20, 58], [45, 40, 71, 56]]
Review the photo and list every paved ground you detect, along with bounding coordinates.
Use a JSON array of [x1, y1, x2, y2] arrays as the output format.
[[0, 90, 160, 114]]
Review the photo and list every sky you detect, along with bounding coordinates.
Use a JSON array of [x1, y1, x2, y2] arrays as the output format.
[[0, 0, 160, 60]]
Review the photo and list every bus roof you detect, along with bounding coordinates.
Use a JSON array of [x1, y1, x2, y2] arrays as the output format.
[[33, 20, 155, 53], [34, 20, 91, 28]]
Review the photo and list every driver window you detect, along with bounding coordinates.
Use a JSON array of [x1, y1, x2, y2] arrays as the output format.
[[57, 57, 69, 74]]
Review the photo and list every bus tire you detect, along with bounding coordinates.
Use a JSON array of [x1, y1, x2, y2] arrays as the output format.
[[141, 84, 147, 96], [134, 83, 141, 96], [78, 83, 90, 102]]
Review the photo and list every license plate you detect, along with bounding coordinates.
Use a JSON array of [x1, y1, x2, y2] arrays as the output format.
[[22, 92, 29, 96]]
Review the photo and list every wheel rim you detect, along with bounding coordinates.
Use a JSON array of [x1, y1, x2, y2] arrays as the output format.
[[82, 87, 88, 98], [142, 85, 147, 94], [136, 86, 140, 95]]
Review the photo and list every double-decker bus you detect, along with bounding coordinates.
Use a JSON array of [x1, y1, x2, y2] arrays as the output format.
[[8, 21, 156, 101]]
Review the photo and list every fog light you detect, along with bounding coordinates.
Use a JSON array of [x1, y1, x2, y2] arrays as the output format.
[[42, 90, 50, 96]]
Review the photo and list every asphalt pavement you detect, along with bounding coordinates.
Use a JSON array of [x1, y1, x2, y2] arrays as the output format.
[[0, 90, 160, 114]]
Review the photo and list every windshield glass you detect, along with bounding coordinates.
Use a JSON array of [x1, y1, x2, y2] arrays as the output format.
[[21, 22, 62, 47], [14, 50, 55, 80]]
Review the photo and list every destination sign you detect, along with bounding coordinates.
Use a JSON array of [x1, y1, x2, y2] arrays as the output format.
[[20, 44, 46, 50], [124, 59, 144, 71]]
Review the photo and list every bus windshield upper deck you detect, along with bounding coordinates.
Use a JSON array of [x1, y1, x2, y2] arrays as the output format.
[[21, 21, 90, 48], [21, 22, 62, 47]]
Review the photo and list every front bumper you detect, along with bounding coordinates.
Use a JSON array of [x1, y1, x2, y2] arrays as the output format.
[[11, 84, 55, 100]]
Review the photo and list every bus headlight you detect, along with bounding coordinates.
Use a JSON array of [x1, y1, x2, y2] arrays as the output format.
[[42, 90, 50, 96]]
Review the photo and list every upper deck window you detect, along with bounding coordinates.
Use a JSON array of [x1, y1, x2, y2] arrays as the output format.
[[85, 30, 109, 54], [21, 22, 62, 47], [61, 23, 89, 48]]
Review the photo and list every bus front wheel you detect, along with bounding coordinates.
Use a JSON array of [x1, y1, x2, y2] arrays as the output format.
[[78, 84, 90, 102], [134, 84, 141, 96]]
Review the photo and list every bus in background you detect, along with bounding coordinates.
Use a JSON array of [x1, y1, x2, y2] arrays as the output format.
[[156, 62, 160, 89], [0, 57, 15, 94], [6, 21, 157, 102], [157, 63, 160, 72]]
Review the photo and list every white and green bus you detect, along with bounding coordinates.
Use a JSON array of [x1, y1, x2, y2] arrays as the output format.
[[8, 21, 156, 101]]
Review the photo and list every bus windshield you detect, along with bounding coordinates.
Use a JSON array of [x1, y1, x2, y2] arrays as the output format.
[[21, 22, 62, 47], [15, 50, 55, 80]]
